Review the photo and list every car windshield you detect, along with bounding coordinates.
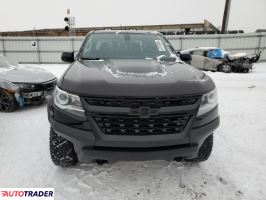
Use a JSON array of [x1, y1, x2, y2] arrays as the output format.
[[80, 32, 177, 60], [0, 56, 19, 68]]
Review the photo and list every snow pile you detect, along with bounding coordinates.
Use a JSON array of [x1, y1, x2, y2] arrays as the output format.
[[0, 63, 266, 200]]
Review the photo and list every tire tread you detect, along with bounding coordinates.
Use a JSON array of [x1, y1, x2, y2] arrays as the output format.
[[49, 128, 78, 167], [186, 134, 213, 162]]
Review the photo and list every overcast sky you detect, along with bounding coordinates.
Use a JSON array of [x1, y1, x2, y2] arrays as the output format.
[[0, 0, 265, 32]]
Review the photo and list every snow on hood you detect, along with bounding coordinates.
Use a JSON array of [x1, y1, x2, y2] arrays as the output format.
[[0, 65, 17, 73], [105, 59, 168, 78], [227, 52, 248, 59], [0, 64, 56, 83], [221, 50, 230, 56]]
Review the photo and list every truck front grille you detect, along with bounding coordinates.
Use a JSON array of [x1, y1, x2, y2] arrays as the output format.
[[85, 96, 199, 108], [93, 113, 192, 135]]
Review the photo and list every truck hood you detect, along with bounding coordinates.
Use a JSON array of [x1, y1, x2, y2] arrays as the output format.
[[0, 64, 56, 83], [59, 59, 215, 96]]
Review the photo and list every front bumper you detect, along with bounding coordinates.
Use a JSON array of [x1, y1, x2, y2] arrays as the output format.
[[228, 61, 253, 70], [50, 116, 219, 162], [18, 79, 57, 105], [48, 101, 220, 163]]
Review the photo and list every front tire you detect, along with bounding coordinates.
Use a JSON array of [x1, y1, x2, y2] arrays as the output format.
[[220, 64, 232, 73], [0, 89, 17, 112], [186, 134, 213, 162], [50, 128, 78, 167]]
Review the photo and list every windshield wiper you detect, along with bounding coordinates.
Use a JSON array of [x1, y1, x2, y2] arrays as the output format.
[[80, 57, 105, 60]]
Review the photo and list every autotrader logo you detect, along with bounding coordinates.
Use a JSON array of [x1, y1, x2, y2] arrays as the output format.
[[0, 188, 54, 199]]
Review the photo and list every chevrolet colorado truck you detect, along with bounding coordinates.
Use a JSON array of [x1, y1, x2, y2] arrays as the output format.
[[47, 30, 220, 167]]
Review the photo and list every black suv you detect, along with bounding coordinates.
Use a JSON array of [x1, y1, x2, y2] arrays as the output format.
[[48, 30, 219, 167]]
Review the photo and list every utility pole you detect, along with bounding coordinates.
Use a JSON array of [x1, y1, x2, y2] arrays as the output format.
[[221, 0, 231, 34]]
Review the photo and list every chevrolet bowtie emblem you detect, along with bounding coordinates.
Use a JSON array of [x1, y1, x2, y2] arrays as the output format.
[[130, 107, 159, 118]]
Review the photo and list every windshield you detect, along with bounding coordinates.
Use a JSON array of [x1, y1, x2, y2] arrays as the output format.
[[80, 32, 177, 60]]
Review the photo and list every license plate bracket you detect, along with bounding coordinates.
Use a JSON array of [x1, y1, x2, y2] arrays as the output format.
[[23, 91, 44, 98]]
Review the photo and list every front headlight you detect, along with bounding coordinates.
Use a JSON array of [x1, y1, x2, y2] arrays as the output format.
[[197, 89, 218, 117], [16, 83, 35, 89], [54, 86, 85, 118]]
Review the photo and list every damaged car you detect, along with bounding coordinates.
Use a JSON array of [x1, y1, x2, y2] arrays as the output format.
[[181, 47, 261, 73], [0, 55, 57, 112]]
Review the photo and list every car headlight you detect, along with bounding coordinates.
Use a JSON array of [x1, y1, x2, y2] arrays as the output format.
[[16, 83, 35, 89], [197, 89, 218, 117], [54, 86, 85, 118]]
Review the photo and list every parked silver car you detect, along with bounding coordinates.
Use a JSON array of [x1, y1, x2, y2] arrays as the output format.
[[0, 55, 57, 112], [181, 47, 260, 73]]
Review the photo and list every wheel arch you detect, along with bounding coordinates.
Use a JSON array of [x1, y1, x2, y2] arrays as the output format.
[[0, 78, 20, 102]]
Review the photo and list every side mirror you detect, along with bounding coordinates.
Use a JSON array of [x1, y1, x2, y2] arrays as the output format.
[[61, 52, 74, 63], [180, 53, 192, 63]]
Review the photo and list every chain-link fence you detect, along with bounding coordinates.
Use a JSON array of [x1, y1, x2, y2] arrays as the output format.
[[0, 33, 265, 63]]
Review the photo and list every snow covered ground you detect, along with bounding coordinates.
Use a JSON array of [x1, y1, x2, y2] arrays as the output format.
[[0, 63, 266, 200]]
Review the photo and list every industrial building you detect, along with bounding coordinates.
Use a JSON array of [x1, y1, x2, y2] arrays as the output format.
[[0, 20, 224, 37]]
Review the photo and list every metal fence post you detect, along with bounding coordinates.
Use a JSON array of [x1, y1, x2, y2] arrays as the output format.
[[71, 37, 74, 52], [1, 38, 6, 56], [257, 34, 263, 54], [180, 37, 183, 50], [36, 38, 41, 63], [218, 36, 221, 48]]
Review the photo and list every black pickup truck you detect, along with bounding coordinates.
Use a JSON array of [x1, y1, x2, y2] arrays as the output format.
[[48, 30, 220, 167]]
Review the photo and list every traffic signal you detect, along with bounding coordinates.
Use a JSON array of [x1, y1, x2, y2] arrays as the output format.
[[64, 17, 70, 31], [64, 26, 69, 31]]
